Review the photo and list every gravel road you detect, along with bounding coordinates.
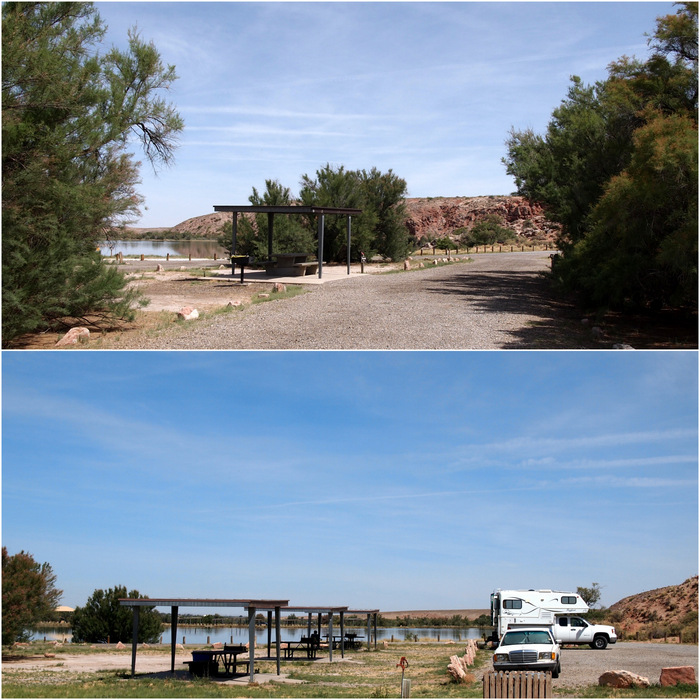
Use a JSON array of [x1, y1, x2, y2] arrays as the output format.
[[478, 642, 699, 691], [113, 252, 602, 350]]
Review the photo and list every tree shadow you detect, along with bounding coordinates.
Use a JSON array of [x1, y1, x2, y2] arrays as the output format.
[[424, 269, 601, 349], [423, 268, 697, 349]]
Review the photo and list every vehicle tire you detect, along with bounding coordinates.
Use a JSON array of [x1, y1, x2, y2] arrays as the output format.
[[592, 636, 608, 650], [553, 662, 561, 679]]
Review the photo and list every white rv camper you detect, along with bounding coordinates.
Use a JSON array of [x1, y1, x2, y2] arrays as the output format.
[[490, 589, 617, 649], [491, 589, 589, 638]]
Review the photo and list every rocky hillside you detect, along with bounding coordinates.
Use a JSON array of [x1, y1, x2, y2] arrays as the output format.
[[609, 576, 698, 633], [132, 196, 559, 242], [404, 195, 559, 242]]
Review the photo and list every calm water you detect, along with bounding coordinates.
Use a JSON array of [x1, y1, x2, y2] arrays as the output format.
[[32, 626, 485, 645], [99, 240, 227, 258]]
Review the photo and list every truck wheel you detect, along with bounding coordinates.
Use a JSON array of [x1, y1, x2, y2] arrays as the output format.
[[591, 636, 608, 650]]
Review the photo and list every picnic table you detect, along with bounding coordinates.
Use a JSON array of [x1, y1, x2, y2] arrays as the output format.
[[184, 644, 249, 677], [282, 636, 320, 659], [264, 253, 319, 277], [324, 632, 364, 649]]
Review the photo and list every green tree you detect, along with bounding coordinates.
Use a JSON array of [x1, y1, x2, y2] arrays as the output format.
[[217, 179, 315, 260], [2, 2, 183, 344], [503, 3, 697, 311], [577, 583, 602, 608], [459, 215, 514, 247], [2, 548, 63, 645], [71, 586, 162, 644], [299, 163, 409, 262]]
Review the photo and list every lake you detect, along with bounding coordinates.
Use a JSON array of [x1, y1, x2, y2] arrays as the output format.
[[99, 240, 228, 258], [32, 625, 486, 645]]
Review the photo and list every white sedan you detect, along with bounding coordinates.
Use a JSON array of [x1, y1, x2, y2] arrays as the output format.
[[493, 628, 561, 678]]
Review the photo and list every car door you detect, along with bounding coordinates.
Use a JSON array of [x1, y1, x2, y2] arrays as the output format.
[[555, 617, 573, 643], [569, 617, 590, 643]]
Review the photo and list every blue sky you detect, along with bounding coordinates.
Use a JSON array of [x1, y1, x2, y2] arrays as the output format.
[[2, 351, 697, 612], [91, 1, 676, 227]]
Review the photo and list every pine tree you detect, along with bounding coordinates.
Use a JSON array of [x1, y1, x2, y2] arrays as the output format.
[[2, 2, 184, 343]]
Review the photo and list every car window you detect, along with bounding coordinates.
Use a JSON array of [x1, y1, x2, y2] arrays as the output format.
[[501, 631, 552, 646]]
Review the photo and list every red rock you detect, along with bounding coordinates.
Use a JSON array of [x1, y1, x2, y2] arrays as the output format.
[[599, 670, 650, 688], [177, 306, 199, 320], [56, 327, 90, 346], [660, 666, 696, 686]]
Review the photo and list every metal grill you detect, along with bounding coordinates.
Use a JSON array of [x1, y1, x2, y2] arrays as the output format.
[[509, 650, 539, 663]]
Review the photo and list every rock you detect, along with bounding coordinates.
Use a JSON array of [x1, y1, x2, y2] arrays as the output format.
[[155, 264, 164, 271], [177, 306, 199, 320], [116, 641, 126, 650], [227, 300, 242, 307], [599, 670, 650, 688], [273, 282, 286, 293], [660, 666, 696, 686], [447, 654, 475, 683], [419, 262, 424, 268], [403, 260, 411, 270], [44, 653, 56, 658], [258, 293, 270, 299], [180, 266, 187, 270], [56, 327, 90, 346], [432, 259, 439, 265], [212, 642, 223, 649]]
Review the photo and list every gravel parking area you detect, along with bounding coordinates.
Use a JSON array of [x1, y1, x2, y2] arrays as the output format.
[[477, 642, 698, 691], [104, 252, 604, 350]]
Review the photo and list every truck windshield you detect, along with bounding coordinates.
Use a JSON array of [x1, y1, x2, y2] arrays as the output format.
[[501, 631, 552, 646]]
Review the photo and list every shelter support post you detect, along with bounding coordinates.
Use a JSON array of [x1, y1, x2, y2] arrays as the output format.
[[328, 611, 334, 662], [374, 612, 378, 649], [267, 213, 274, 262], [267, 610, 272, 657], [130, 606, 140, 677], [340, 611, 345, 658], [275, 605, 281, 675], [346, 216, 352, 275], [317, 214, 325, 279], [231, 212, 238, 255], [171, 606, 179, 673], [366, 614, 371, 651], [248, 605, 256, 682], [307, 612, 312, 637]]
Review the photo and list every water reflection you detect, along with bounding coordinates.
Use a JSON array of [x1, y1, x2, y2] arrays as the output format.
[[99, 240, 228, 258]]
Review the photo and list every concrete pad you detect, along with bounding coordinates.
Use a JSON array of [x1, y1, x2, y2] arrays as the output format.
[[213, 264, 369, 286]]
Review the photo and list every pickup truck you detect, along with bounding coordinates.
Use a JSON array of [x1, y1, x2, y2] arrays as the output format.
[[553, 616, 617, 649]]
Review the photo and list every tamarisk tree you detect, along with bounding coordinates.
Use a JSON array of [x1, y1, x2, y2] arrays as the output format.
[[2, 2, 184, 343]]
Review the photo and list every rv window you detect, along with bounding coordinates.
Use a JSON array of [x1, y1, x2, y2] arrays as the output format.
[[503, 599, 522, 610], [561, 596, 578, 604]]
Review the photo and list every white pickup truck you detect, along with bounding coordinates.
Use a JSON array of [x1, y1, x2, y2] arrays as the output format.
[[553, 615, 617, 649], [490, 589, 617, 650]]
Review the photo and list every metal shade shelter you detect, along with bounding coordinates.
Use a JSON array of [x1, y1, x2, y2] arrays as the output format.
[[119, 597, 288, 681], [119, 598, 377, 681], [213, 205, 362, 279]]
